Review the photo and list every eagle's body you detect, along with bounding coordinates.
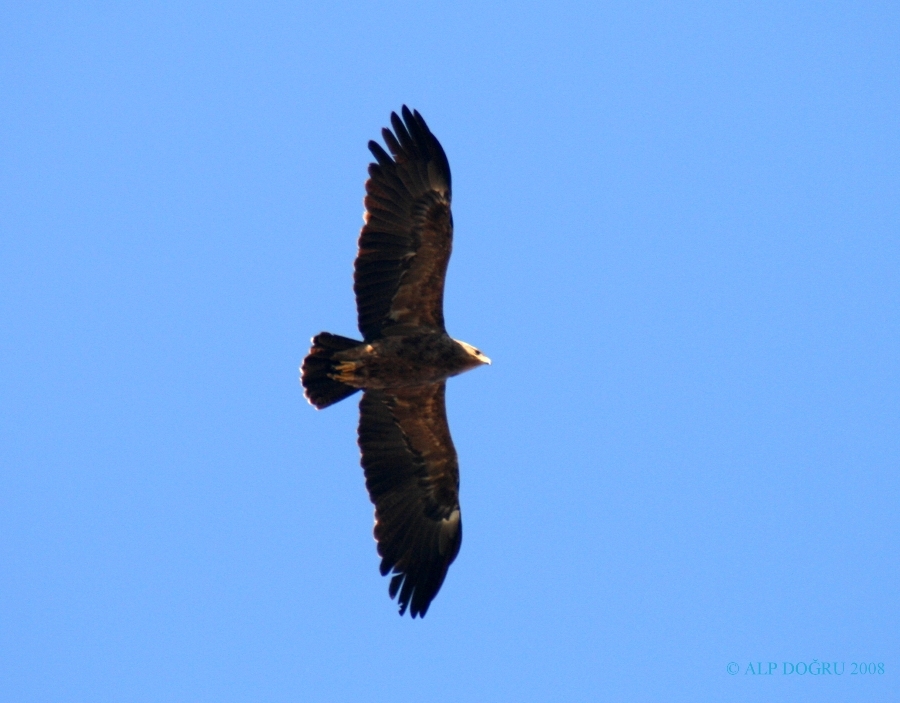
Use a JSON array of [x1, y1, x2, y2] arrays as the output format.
[[330, 333, 485, 390], [301, 107, 489, 618]]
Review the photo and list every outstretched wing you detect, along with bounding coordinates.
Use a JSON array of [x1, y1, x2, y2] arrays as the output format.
[[357, 384, 462, 617], [354, 106, 453, 341]]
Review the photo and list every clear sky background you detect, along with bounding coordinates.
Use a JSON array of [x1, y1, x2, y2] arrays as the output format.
[[2, 2, 898, 702]]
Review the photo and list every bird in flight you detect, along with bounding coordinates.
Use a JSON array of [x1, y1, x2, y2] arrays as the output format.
[[301, 107, 490, 617]]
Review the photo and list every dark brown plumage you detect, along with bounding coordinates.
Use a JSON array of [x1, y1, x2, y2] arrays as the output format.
[[300, 107, 489, 617]]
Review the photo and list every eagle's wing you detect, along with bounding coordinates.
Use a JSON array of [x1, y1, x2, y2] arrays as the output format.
[[354, 106, 453, 341], [358, 383, 462, 617]]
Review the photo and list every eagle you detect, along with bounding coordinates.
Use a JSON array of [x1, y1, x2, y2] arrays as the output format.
[[301, 107, 490, 617]]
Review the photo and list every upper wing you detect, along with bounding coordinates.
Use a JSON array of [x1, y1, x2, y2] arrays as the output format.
[[357, 383, 462, 617], [354, 106, 453, 341]]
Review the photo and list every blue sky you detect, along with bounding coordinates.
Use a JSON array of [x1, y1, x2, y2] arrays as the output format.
[[2, 2, 898, 701]]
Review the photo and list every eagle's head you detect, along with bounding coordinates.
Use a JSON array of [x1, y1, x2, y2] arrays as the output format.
[[456, 340, 491, 368]]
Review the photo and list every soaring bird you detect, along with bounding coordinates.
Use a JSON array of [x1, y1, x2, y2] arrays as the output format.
[[301, 107, 490, 617]]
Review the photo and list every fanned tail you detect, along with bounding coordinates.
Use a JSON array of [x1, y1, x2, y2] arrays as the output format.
[[301, 332, 362, 409]]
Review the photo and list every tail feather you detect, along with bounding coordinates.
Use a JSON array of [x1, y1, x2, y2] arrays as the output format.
[[301, 332, 362, 409]]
